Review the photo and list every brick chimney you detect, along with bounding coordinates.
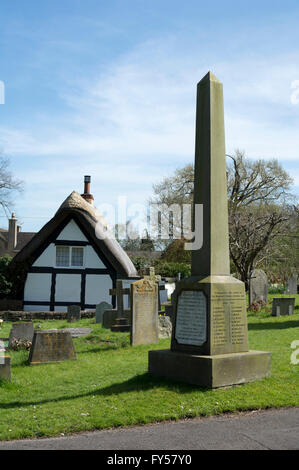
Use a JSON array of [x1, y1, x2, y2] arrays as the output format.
[[8, 213, 18, 251], [81, 175, 94, 205]]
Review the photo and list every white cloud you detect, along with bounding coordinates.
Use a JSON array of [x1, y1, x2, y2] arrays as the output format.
[[1, 36, 299, 231]]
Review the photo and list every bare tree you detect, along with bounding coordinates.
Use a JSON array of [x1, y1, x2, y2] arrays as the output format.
[[0, 156, 24, 216], [150, 151, 297, 288]]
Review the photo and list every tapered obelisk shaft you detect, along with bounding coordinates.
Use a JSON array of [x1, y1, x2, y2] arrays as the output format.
[[191, 72, 230, 277]]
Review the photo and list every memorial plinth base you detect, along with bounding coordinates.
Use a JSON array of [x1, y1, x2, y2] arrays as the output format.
[[148, 349, 271, 388], [0, 355, 11, 382]]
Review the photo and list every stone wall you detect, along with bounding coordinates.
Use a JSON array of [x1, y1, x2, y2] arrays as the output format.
[[0, 310, 95, 322]]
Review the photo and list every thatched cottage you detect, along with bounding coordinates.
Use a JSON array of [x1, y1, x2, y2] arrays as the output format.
[[9, 177, 138, 311]]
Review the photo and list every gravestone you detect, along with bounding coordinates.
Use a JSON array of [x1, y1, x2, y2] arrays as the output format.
[[46, 328, 92, 337], [286, 276, 298, 295], [29, 331, 77, 364], [8, 322, 34, 348], [158, 315, 172, 338], [102, 281, 130, 329], [164, 303, 174, 321], [272, 297, 295, 316], [96, 302, 113, 324], [67, 305, 81, 323], [0, 354, 11, 382], [148, 72, 271, 388], [130, 279, 159, 346], [249, 269, 268, 305], [141, 267, 167, 311]]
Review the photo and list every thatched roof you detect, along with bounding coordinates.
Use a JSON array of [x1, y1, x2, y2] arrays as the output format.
[[10, 191, 138, 278]]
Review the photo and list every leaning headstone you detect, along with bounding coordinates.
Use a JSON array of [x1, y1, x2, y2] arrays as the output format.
[[67, 305, 81, 323], [131, 279, 159, 346], [249, 269, 268, 305], [8, 322, 34, 348], [272, 297, 295, 316], [286, 276, 298, 295], [29, 331, 77, 364], [96, 302, 113, 324], [148, 72, 271, 388]]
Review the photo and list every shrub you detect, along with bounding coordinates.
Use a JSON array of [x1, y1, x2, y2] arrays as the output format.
[[153, 260, 191, 278]]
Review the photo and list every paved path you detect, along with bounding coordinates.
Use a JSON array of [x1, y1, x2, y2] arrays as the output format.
[[0, 407, 298, 450]]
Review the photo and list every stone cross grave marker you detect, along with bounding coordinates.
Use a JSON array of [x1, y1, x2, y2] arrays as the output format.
[[148, 72, 271, 388], [109, 280, 130, 316], [29, 331, 77, 364], [249, 269, 268, 305], [102, 280, 131, 329], [130, 279, 159, 346]]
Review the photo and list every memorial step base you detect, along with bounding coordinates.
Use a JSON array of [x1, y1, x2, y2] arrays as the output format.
[[110, 318, 131, 332], [148, 349, 271, 389]]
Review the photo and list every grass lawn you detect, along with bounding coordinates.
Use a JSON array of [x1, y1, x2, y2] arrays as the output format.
[[0, 294, 298, 441]]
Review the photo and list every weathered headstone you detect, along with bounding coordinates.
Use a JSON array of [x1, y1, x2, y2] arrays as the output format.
[[29, 331, 77, 364], [8, 322, 34, 348], [46, 328, 92, 337], [0, 353, 11, 382], [249, 269, 268, 305], [272, 297, 295, 316], [158, 315, 172, 338], [131, 279, 159, 346], [141, 267, 167, 311], [67, 305, 81, 323], [96, 302, 113, 324], [286, 276, 298, 295], [148, 72, 271, 388]]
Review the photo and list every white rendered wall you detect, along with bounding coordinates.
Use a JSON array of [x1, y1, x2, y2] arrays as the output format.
[[56, 219, 88, 241], [24, 305, 50, 312], [85, 245, 106, 268], [55, 273, 81, 302], [85, 274, 112, 305], [24, 273, 52, 302], [32, 243, 55, 267]]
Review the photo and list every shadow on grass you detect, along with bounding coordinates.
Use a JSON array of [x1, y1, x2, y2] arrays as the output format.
[[0, 373, 203, 409], [248, 320, 299, 331]]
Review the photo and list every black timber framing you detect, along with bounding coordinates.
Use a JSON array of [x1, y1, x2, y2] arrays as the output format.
[[23, 213, 118, 310]]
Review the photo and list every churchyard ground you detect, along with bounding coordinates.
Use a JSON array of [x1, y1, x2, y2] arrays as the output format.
[[0, 293, 298, 441]]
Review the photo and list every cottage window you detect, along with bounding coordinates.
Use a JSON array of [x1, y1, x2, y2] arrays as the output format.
[[56, 246, 70, 266], [71, 247, 84, 266], [56, 246, 84, 267]]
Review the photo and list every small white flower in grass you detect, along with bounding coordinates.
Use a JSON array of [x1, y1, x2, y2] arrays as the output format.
[[80, 413, 89, 416]]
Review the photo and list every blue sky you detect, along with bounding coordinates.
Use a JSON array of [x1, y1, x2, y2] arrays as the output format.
[[0, 0, 299, 232]]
